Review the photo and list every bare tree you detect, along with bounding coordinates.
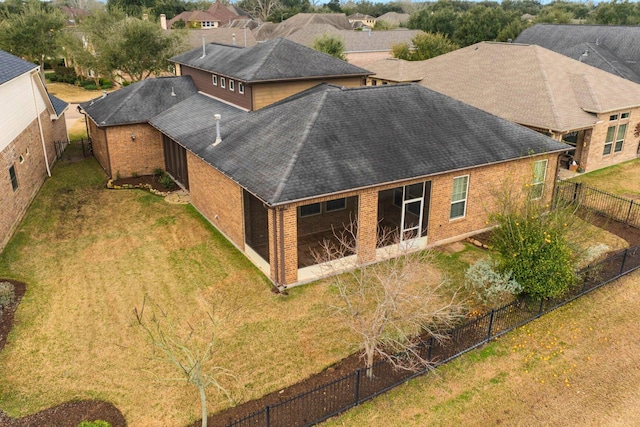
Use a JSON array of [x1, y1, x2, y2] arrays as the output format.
[[134, 295, 236, 427], [313, 220, 465, 379], [240, 0, 282, 22]]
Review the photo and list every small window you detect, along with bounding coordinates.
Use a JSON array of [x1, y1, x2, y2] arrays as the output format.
[[19, 155, 24, 164], [229, 80, 234, 92], [9, 165, 18, 191], [531, 159, 547, 199], [372, 80, 377, 86], [299, 203, 321, 217], [212, 75, 217, 86], [220, 77, 226, 89], [238, 82, 244, 94], [609, 114, 619, 121], [450, 175, 469, 220], [621, 112, 630, 119], [325, 198, 346, 212], [25, 148, 30, 156]]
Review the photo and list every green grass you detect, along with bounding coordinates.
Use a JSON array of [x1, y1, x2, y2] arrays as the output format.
[[568, 158, 640, 198]]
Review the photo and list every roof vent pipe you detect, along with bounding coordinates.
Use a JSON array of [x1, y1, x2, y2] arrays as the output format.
[[201, 36, 206, 58], [213, 114, 222, 146]]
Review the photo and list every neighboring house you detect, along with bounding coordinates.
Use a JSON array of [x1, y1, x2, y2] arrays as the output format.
[[376, 12, 410, 27], [515, 24, 640, 84], [412, 42, 640, 173], [0, 50, 68, 252], [168, 1, 241, 29], [347, 13, 376, 29], [163, 27, 258, 49], [80, 39, 567, 287], [58, 5, 90, 25], [364, 57, 426, 85]]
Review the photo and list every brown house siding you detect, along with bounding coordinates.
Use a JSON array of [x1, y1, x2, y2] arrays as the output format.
[[105, 124, 164, 178], [582, 108, 640, 172], [252, 77, 363, 110], [0, 115, 50, 251], [187, 151, 245, 249], [88, 119, 110, 176], [181, 66, 252, 110]]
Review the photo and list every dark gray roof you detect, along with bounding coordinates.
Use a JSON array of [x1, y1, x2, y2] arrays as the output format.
[[515, 24, 640, 84], [80, 76, 198, 126], [0, 50, 37, 85], [164, 84, 568, 205], [49, 94, 69, 117], [170, 38, 371, 82]]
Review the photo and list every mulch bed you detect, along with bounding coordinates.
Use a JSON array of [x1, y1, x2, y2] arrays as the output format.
[[109, 174, 178, 194], [1, 212, 639, 427]]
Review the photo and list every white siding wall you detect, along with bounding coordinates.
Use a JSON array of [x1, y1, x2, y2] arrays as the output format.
[[0, 72, 45, 151]]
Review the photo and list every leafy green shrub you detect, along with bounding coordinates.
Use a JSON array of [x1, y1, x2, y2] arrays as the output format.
[[153, 168, 164, 177], [122, 80, 130, 87], [0, 281, 16, 316], [77, 421, 111, 427], [465, 259, 522, 308], [158, 172, 176, 189], [101, 83, 113, 90], [45, 72, 55, 81], [83, 84, 98, 91]]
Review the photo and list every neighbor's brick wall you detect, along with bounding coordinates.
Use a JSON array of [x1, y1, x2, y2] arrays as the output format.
[[51, 114, 68, 145], [187, 152, 245, 249], [0, 117, 49, 252], [582, 107, 640, 172], [88, 119, 110, 176], [252, 77, 364, 110], [106, 124, 164, 178]]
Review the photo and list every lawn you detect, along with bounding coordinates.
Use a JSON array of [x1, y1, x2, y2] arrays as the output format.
[[324, 269, 640, 426], [46, 82, 111, 104], [0, 158, 364, 426], [568, 158, 640, 199], [0, 156, 629, 426]]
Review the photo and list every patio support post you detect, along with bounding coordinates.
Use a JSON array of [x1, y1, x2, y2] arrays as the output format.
[[356, 189, 378, 264]]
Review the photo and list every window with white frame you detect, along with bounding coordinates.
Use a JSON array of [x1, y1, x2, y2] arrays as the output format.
[[238, 82, 244, 94], [604, 112, 629, 155], [531, 159, 547, 199], [212, 75, 217, 86], [229, 80, 235, 91], [299, 203, 321, 217], [220, 77, 226, 89], [325, 198, 346, 212], [450, 175, 469, 219]]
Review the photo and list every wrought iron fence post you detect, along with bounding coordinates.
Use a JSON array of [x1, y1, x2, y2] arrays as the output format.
[[355, 368, 361, 406], [538, 299, 544, 316], [81, 138, 86, 157], [487, 309, 495, 342], [265, 405, 270, 427], [626, 201, 635, 225], [620, 248, 629, 276], [427, 336, 434, 362]]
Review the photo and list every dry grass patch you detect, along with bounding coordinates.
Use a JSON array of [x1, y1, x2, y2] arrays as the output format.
[[324, 270, 640, 427], [569, 158, 640, 199], [0, 158, 370, 426], [46, 82, 112, 103]]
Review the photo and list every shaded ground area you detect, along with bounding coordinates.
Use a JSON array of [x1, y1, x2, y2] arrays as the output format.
[[1, 211, 638, 426]]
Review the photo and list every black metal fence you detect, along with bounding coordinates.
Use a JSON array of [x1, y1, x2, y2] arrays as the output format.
[[555, 180, 640, 229], [224, 243, 640, 427]]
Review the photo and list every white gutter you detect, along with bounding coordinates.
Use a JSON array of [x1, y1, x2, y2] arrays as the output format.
[[30, 69, 51, 177]]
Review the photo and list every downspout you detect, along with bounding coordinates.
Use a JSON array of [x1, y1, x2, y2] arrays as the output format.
[[279, 207, 286, 289], [271, 207, 280, 286], [30, 70, 51, 177]]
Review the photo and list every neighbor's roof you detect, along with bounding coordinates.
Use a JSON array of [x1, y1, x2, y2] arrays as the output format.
[[515, 24, 640, 84], [80, 76, 198, 126], [376, 12, 410, 25], [171, 38, 371, 82], [254, 13, 352, 41], [167, 1, 240, 28], [364, 58, 426, 82], [156, 83, 568, 205], [417, 42, 640, 133], [165, 28, 257, 49], [0, 50, 37, 86]]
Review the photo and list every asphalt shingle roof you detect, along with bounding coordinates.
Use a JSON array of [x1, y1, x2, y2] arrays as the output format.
[[515, 24, 640, 84], [163, 83, 567, 205], [417, 42, 640, 133], [170, 38, 371, 82], [49, 94, 69, 117], [80, 76, 198, 126], [0, 50, 37, 85]]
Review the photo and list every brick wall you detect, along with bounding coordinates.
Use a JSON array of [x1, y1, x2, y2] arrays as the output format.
[[106, 124, 164, 178], [0, 116, 49, 252], [187, 151, 245, 248], [582, 107, 640, 172], [88, 119, 110, 176]]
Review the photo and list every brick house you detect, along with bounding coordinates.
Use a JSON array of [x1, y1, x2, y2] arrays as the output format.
[[0, 50, 69, 252], [167, 1, 241, 29], [81, 40, 567, 287], [402, 42, 640, 173]]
